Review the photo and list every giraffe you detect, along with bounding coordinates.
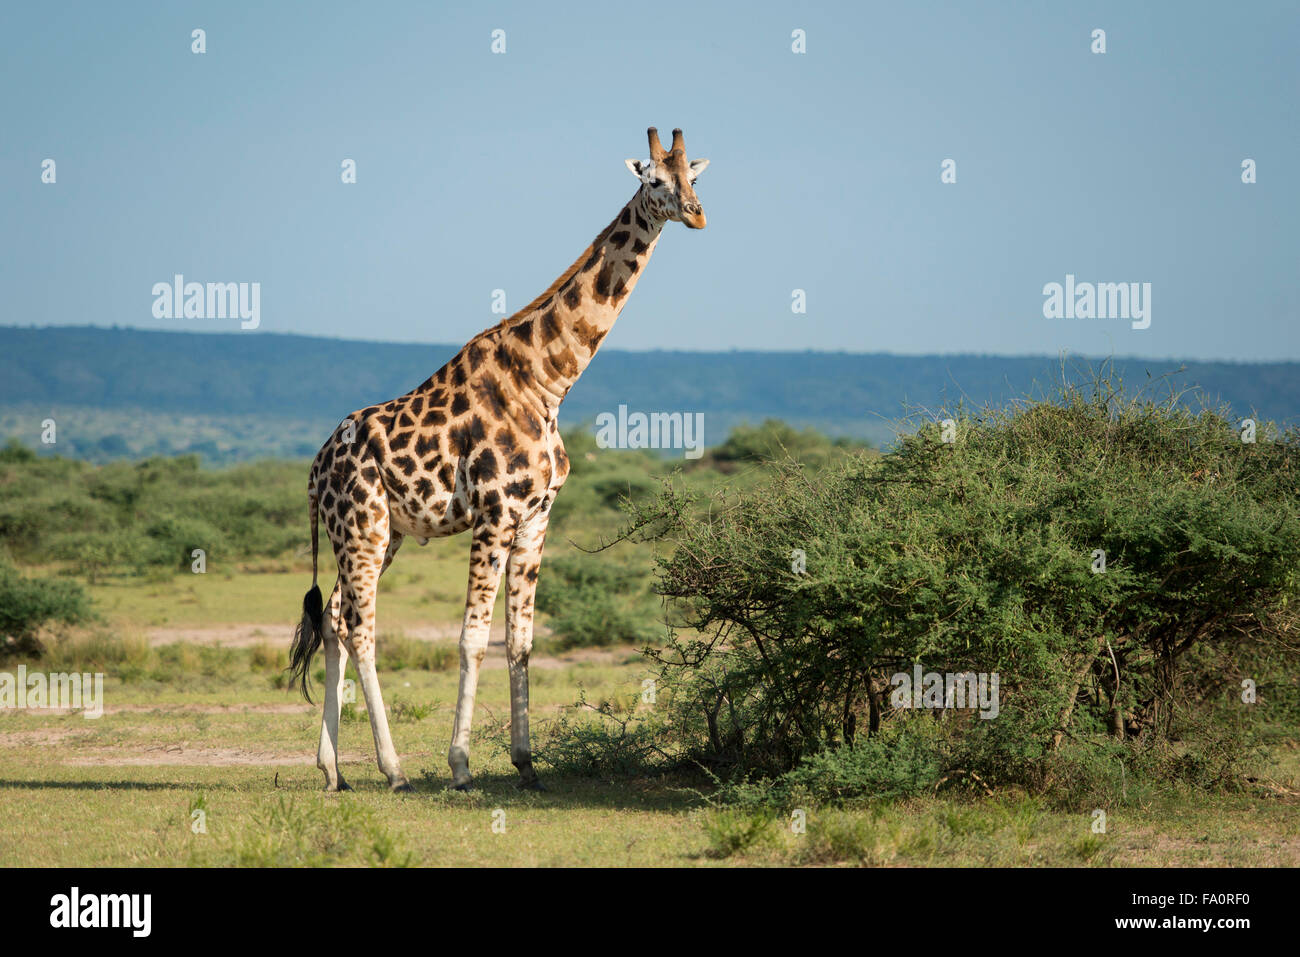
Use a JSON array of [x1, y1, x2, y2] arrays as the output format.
[[289, 127, 709, 792]]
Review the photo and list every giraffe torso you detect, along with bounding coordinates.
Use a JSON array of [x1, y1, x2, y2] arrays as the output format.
[[309, 327, 572, 551]]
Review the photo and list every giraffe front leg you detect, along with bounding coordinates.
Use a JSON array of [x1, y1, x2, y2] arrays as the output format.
[[448, 522, 508, 789], [316, 587, 352, 791], [505, 501, 552, 791]]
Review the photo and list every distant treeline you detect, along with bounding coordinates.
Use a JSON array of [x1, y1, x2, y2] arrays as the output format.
[[2, 325, 1298, 461]]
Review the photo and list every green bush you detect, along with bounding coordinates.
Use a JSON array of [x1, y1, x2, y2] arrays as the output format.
[[706, 418, 867, 471], [535, 553, 661, 649], [699, 808, 777, 859], [0, 439, 36, 464], [0, 554, 92, 658], [533, 692, 672, 777], [798, 811, 891, 865], [629, 373, 1300, 794], [0, 453, 305, 573]]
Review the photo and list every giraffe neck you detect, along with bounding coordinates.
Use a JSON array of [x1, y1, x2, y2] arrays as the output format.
[[500, 188, 666, 413]]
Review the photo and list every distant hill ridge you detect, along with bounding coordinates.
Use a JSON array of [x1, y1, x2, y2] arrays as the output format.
[[2, 325, 1297, 462]]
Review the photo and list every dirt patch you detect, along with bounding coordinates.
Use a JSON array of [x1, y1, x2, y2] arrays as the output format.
[[0, 727, 88, 748], [143, 623, 627, 670], [143, 621, 507, 647], [144, 624, 289, 648], [62, 745, 359, 767], [481, 641, 621, 671], [2, 703, 313, 717], [1139, 833, 1300, 867]]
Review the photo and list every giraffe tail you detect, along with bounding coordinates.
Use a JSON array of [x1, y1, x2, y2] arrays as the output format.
[[289, 494, 324, 702]]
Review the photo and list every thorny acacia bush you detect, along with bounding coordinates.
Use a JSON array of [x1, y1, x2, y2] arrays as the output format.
[[619, 377, 1300, 800]]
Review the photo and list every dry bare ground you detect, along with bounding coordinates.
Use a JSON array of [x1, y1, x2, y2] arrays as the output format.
[[142, 622, 617, 671]]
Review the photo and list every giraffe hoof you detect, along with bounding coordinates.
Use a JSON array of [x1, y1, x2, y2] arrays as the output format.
[[451, 780, 474, 792], [517, 778, 546, 792], [322, 773, 352, 792], [391, 780, 413, 794]]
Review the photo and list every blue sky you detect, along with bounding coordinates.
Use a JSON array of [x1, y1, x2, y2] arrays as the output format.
[[2, 0, 1296, 360]]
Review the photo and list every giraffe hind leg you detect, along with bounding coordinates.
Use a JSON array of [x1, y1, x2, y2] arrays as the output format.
[[339, 583, 410, 790], [331, 489, 409, 791], [316, 584, 352, 792]]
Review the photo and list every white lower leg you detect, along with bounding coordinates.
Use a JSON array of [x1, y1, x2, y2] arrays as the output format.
[[316, 628, 349, 790], [505, 508, 548, 786], [448, 528, 506, 788], [354, 648, 407, 789], [507, 656, 535, 780], [448, 628, 489, 786]]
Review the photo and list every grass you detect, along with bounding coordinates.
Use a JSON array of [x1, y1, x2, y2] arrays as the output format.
[[1, 634, 1297, 866], [694, 785, 1300, 867], [76, 537, 478, 629], [2, 750, 1295, 867]]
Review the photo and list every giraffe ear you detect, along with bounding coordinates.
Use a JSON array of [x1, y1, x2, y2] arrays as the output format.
[[626, 158, 652, 181], [688, 158, 710, 181]]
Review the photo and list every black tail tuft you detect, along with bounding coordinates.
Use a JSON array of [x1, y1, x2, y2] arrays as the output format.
[[289, 584, 324, 702]]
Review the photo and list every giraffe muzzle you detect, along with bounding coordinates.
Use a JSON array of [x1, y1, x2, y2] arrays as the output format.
[[681, 203, 706, 229]]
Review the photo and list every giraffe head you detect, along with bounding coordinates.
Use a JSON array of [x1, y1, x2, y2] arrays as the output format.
[[625, 127, 710, 229]]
